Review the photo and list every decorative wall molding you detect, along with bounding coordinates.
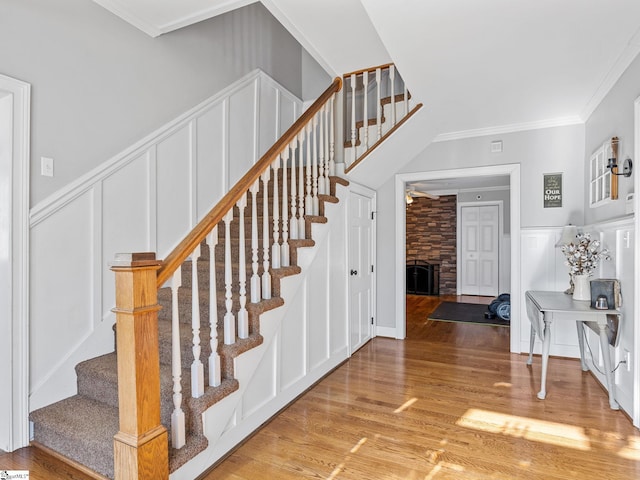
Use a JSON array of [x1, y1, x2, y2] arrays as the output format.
[[28, 70, 302, 409], [30, 69, 300, 226]]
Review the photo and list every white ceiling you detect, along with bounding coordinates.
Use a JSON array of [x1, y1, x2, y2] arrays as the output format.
[[361, 0, 640, 139]]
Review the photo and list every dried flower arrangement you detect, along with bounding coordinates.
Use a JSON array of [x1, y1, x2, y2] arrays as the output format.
[[560, 233, 610, 277]]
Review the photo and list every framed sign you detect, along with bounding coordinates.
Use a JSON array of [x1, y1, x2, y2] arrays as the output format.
[[543, 173, 562, 208]]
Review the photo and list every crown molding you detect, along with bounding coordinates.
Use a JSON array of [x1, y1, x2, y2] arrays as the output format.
[[582, 27, 640, 121], [433, 115, 583, 143], [93, 0, 255, 38]]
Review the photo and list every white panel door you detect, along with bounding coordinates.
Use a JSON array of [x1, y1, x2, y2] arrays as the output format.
[[460, 205, 499, 296], [349, 191, 374, 353]]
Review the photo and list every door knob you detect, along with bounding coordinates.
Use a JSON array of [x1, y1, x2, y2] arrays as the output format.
[[350, 269, 358, 276]]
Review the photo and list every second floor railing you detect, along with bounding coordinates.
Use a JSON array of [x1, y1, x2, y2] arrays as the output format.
[[343, 63, 422, 172]]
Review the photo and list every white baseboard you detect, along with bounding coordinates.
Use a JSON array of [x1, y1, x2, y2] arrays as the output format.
[[376, 326, 398, 338]]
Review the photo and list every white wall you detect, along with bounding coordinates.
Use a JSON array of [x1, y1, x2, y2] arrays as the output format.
[[0, 0, 313, 205], [302, 49, 332, 101], [28, 71, 302, 410], [375, 125, 586, 330], [585, 54, 640, 224]]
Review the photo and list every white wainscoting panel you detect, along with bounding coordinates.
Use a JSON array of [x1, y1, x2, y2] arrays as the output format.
[[241, 331, 278, 418], [173, 184, 350, 480], [581, 218, 635, 416], [228, 83, 258, 186], [520, 228, 580, 358], [30, 191, 95, 408], [101, 155, 151, 319], [259, 80, 279, 155], [196, 102, 226, 219], [521, 219, 635, 418], [308, 243, 331, 371], [29, 70, 302, 408], [280, 285, 307, 390], [156, 126, 192, 255]]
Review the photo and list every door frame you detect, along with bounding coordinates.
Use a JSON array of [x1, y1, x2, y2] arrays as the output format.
[[0, 73, 31, 451], [347, 181, 376, 354], [395, 164, 521, 353], [457, 200, 504, 295], [633, 95, 640, 428]]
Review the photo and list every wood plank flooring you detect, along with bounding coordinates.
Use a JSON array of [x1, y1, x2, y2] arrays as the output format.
[[3, 294, 639, 479]]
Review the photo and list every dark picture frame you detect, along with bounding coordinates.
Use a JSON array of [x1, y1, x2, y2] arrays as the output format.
[[543, 173, 562, 208]]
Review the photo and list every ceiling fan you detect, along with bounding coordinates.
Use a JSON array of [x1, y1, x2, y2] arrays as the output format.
[[405, 189, 440, 204]]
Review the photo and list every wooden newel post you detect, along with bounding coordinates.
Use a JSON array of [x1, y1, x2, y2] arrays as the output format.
[[111, 253, 169, 480]]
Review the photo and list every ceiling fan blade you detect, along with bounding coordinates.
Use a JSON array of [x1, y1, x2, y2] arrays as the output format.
[[407, 190, 440, 200]]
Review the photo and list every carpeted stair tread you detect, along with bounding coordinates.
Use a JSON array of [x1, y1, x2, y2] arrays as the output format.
[[30, 395, 119, 479], [76, 353, 119, 409]]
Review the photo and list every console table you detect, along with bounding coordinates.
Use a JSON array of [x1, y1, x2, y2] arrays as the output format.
[[525, 290, 620, 410]]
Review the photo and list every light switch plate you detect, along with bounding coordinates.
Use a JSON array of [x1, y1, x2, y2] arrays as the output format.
[[41, 156, 54, 177]]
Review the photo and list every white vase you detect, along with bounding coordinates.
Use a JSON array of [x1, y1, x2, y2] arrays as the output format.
[[572, 274, 590, 301]]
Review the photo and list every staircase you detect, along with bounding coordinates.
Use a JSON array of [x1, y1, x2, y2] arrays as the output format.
[[28, 64, 415, 479], [29, 75, 349, 479], [29, 171, 347, 479]]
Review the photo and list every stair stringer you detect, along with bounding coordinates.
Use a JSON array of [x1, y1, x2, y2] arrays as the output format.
[[171, 184, 349, 480]]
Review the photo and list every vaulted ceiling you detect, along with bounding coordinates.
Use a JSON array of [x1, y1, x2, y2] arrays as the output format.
[[94, 0, 640, 140]]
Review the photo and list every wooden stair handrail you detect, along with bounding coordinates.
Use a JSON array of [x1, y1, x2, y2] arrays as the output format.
[[157, 76, 342, 287], [343, 63, 394, 78]]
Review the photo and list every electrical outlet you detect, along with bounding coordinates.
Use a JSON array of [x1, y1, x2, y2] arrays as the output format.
[[624, 349, 631, 372]]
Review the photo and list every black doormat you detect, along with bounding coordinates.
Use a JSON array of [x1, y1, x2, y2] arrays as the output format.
[[428, 302, 510, 327]]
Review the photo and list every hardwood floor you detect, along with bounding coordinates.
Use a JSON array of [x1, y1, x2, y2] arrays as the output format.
[[3, 294, 639, 479]]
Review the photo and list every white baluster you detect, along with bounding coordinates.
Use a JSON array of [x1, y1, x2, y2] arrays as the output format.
[[311, 116, 319, 215], [281, 147, 290, 267], [305, 124, 313, 216], [271, 155, 281, 270], [350, 73, 357, 166], [222, 210, 235, 344], [404, 81, 409, 118], [390, 64, 396, 126], [376, 68, 382, 141], [297, 133, 305, 238], [261, 168, 272, 299], [363, 70, 369, 151], [171, 267, 186, 449], [319, 104, 328, 195], [237, 194, 249, 339], [207, 228, 221, 387], [289, 140, 299, 241], [250, 180, 260, 303], [190, 245, 204, 398], [329, 94, 336, 177]]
